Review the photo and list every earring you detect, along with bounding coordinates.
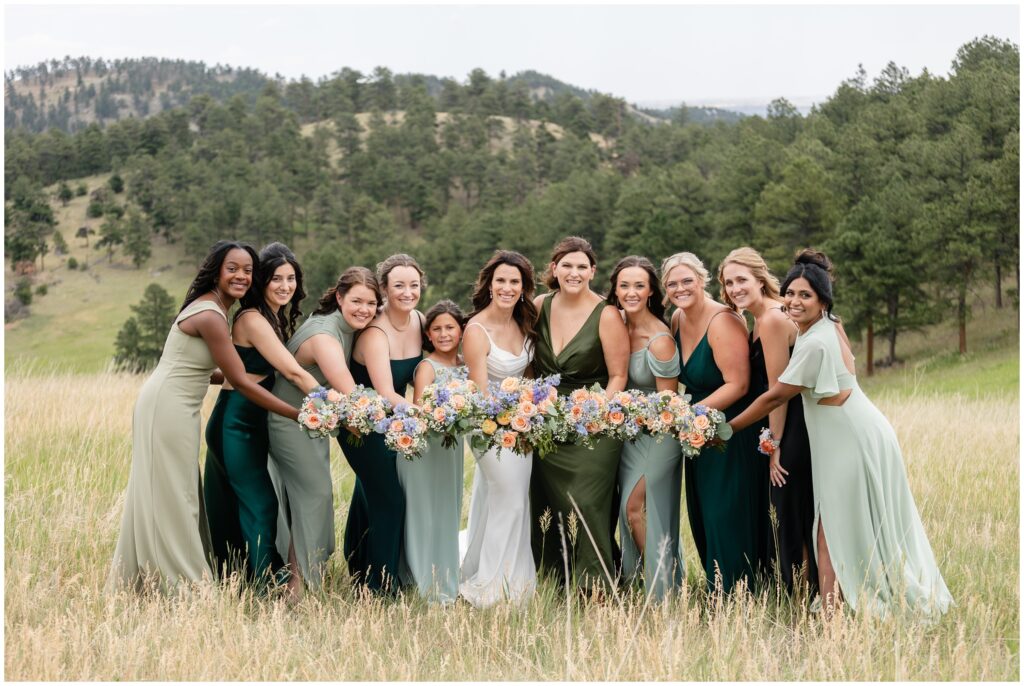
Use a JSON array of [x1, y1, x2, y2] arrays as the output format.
[[647, 296, 652, 308], [489, 290, 493, 300], [520, 294, 524, 302]]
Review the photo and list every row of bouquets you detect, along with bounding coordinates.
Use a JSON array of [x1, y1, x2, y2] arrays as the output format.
[[297, 371, 733, 461]]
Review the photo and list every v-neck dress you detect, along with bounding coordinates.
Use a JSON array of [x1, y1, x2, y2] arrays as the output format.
[[617, 332, 685, 601], [750, 332, 817, 594], [779, 317, 951, 616], [677, 311, 763, 593], [531, 296, 624, 592], [343, 335, 421, 596]]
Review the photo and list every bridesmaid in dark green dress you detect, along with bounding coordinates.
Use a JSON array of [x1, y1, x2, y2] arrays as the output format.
[[343, 254, 425, 595], [663, 251, 762, 594], [204, 243, 321, 588], [531, 237, 630, 594]]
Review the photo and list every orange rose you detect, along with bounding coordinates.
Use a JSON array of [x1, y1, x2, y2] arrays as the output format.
[[481, 419, 498, 435], [397, 434, 414, 449], [500, 431, 518, 449], [607, 410, 625, 425], [570, 406, 584, 421], [497, 411, 512, 426]]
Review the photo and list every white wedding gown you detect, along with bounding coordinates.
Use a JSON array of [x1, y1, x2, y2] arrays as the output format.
[[459, 323, 537, 608]]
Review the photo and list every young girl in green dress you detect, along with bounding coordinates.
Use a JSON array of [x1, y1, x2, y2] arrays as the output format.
[[203, 242, 321, 591], [396, 300, 467, 604], [729, 250, 952, 618]]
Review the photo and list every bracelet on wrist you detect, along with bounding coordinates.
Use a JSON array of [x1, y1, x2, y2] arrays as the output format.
[[757, 427, 780, 456]]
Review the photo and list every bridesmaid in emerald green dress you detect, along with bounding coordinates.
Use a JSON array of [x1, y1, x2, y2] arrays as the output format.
[[344, 254, 425, 595], [730, 250, 952, 618], [531, 237, 630, 594], [204, 243, 321, 589], [266, 267, 380, 596], [607, 256, 684, 601], [663, 251, 763, 594]]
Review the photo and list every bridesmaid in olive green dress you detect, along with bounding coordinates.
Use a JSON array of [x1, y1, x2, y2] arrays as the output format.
[[266, 267, 381, 594], [109, 241, 299, 594], [397, 300, 467, 604], [203, 243, 321, 589], [607, 256, 684, 601], [730, 250, 952, 618], [663, 251, 763, 594], [531, 237, 630, 594], [344, 254, 425, 595]]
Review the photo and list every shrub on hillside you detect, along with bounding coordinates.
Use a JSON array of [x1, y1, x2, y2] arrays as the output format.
[[86, 201, 104, 218], [66, 256, 79, 270], [14, 278, 33, 306]]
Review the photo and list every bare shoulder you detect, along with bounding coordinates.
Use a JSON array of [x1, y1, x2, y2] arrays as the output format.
[[761, 307, 796, 339], [649, 331, 677, 361], [533, 293, 549, 309]]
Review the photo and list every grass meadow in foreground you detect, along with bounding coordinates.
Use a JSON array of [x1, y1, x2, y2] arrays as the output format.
[[4, 367, 1019, 680]]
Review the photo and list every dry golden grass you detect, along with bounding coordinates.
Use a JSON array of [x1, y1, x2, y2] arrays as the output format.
[[4, 368, 1018, 680]]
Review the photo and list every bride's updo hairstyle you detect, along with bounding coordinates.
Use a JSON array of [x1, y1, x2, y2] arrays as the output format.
[[780, 249, 839, 321]]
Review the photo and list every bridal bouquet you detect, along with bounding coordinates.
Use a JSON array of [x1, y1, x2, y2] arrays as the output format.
[[297, 386, 344, 439], [418, 369, 484, 449], [601, 389, 650, 442], [342, 385, 392, 445], [553, 385, 608, 448], [383, 403, 430, 460], [470, 374, 561, 457]]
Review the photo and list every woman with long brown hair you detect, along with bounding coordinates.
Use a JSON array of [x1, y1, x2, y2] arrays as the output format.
[[266, 266, 381, 595], [459, 250, 539, 608]]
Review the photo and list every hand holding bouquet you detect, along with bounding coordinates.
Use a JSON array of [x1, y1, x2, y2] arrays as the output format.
[[471, 374, 561, 458], [297, 386, 344, 438], [553, 385, 608, 449]]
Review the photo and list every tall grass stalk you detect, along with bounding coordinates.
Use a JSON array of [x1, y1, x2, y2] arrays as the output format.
[[4, 370, 1018, 680]]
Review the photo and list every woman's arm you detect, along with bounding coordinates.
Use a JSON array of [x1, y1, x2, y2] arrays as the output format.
[[191, 311, 299, 421], [462, 323, 492, 396], [649, 333, 679, 393], [760, 312, 795, 444], [729, 381, 804, 434], [355, 326, 406, 406], [239, 312, 321, 394], [599, 305, 630, 395], [412, 360, 437, 404], [304, 333, 356, 395], [699, 312, 750, 411]]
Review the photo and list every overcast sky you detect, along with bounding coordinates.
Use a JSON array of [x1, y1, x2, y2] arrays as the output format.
[[4, 3, 1020, 108]]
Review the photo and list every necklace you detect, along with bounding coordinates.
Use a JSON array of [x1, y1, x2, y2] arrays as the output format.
[[211, 289, 227, 313], [387, 309, 413, 332]]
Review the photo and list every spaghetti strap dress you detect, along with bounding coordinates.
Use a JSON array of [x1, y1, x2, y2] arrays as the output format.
[[108, 299, 224, 593], [459, 323, 536, 608], [395, 359, 465, 604], [266, 309, 355, 589], [617, 332, 684, 600], [531, 296, 623, 592], [678, 311, 763, 593], [203, 343, 285, 586], [779, 316, 952, 616], [343, 339, 420, 595], [749, 332, 817, 594]]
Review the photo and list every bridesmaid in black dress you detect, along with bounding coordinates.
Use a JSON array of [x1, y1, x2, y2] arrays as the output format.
[[718, 247, 817, 595]]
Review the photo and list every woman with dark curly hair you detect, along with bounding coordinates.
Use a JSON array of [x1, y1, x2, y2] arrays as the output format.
[[203, 242, 320, 590], [108, 241, 299, 595]]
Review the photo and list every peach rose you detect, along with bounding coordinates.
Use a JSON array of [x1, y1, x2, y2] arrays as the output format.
[[607, 410, 625, 425], [356, 396, 371, 409], [303, 414, 322, 429], [570, 405, 584, 421], [693, 414, 710, 431], [433, 407, 447, 422], [326, 389, 343, 403], [570, 388, 589, 403], [511, 415, 531, 432], [668, 395, 685, 409], [659, 410, 675, 424], [390, 420, 405, 432], [397, 434, 414, 449], [519, 401, 537, 417], [497, 411, 512, 426], [500, 431, 518, 449], [586, 422, 601, 434], [688, 431, 706, 448], [451, 395, 466, 411], [500, 377, 521, 393], [481, 419, 498, 435], [325, 415, 339, 430], [614, 392, 632, 406]]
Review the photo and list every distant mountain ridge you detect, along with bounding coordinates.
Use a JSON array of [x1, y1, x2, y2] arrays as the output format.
[[5, 56, 746, 133]]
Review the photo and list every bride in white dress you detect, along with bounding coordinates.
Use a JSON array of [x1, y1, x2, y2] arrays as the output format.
[[459, 251, 540, 608]]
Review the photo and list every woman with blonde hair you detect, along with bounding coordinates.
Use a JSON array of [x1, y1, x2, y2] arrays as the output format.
[[663, 251, 762, 594], [719, 247, 815, 595]]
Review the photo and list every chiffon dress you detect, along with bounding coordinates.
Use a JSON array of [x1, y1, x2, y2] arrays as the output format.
[[395, 359, 465, 604], [342, 335, 420, 596], [531, 297, 623, 592], [677, 311, 764, 593], [108, 299, 224, 593], [203, 342, 285, 585], [749, 332, 817, 594], [460, 322, 536, 608], [779, 316, 952, 616], [617, 332, 684, 601], [266, 309, 355, 589]]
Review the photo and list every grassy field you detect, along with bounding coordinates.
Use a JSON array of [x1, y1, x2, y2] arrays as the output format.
[[4, 330, 1019, 679]]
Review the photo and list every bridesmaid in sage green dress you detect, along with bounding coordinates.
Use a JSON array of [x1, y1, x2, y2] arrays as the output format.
[[607, 256, 684, 601], [663, 251, 763, 594], [344, 254, 425, 595], [531, 237, 630, 594], [396, 300, 467, 604], [203, 243, 320, 589], [267, 266, 380, 593], [730, 250, 952, 618], [109, 241, 299, 594]]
